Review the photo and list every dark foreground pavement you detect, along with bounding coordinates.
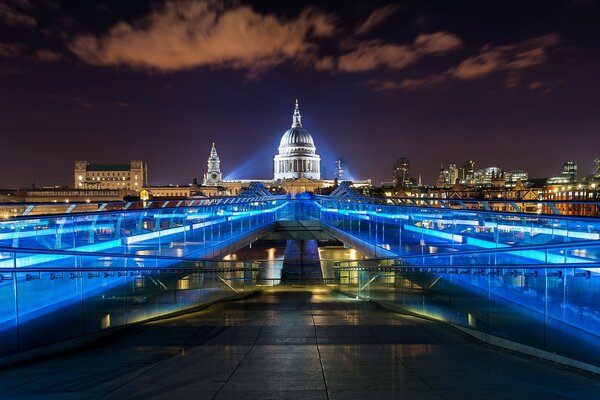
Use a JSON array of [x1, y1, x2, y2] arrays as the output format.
[[2, 286, 600, 400]]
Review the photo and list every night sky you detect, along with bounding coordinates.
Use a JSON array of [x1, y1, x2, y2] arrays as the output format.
[[1, 0, 600, 188]]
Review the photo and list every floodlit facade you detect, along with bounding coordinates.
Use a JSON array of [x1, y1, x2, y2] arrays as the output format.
[[74, 160, 147, 192]]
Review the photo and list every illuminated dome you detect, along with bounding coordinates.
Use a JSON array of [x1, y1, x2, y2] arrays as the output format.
[[274, 100, 321, 180], [279, 128, 315, 151]]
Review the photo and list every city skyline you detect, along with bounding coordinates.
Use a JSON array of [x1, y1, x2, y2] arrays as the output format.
[[2, 0, 600, 187]]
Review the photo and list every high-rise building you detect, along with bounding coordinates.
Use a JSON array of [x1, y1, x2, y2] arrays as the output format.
[[562, 161, 577, 182], [474, 166, 502, 185], [505, 170, 528, 186], [393, 157, 410, 187], [458, 160, 475, 184], [203, 143, 223, 186], [436, 163, 458, 186], [448, 164, 458, 185], [547, 161, 577, 184], [74, 160, 147, 191]]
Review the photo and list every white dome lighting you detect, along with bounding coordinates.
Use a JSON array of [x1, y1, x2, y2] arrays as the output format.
[[273, 99, 321, 181]]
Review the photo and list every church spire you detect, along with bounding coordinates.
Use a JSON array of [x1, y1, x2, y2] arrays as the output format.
[[204, 142, 222, 186], [292, 98, 302, 128]]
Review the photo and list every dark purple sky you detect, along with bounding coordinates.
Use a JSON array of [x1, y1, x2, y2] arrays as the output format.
[[1, 0, 600, 188]]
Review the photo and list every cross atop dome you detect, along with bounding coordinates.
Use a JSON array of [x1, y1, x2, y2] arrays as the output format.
[[292, 98, 302, 128]]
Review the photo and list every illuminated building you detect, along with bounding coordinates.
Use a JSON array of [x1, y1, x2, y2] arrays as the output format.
[[458, 160, 475, 184], [203, 143, 223, 186], [474, 166, 501, 185], [74, 160, 147, 192], [547, 161, 577, 184], [542, 181, 599, 215], [505, 170, 529, 186], [436, 163, 458, 186], [196, 99, 371, 196], [273, 99, 321, 181]]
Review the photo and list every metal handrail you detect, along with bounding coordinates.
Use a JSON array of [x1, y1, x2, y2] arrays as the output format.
[[334, 263, 600, 272], [334, 239, 600, 267]]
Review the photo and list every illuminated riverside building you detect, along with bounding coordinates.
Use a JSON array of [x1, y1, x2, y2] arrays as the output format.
[[543, 182, 599, 215], [74, 160, 147, 191], [196, 100, 369, 196], [8, 100, 364, 203], [203, 143, 222, 186], [273, 99, 321, 181]]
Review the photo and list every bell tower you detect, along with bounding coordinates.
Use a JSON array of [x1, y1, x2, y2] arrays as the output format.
[[203, 143, 222, 186]]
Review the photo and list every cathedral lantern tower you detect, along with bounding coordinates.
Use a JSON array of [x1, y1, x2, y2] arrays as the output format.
[[273, 99, 321, 181], [203, 142, 222, 185]]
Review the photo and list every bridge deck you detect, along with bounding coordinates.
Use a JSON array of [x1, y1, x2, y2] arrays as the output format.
[[2, 286, 599, 400]]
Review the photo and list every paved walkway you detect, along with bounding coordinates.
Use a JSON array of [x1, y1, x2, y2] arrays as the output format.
[[2, 286, 600, 399]]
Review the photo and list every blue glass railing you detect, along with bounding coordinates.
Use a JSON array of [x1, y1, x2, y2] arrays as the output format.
[[335, 261, 600, 371], [317, 195, 600, 217], [2, 197, 600, 261], [0, 247, 261, 361], [318, 198, 600, 256], [0, 199, 291, 257]]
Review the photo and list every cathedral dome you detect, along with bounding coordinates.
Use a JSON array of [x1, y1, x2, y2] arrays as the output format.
[[279, 127, 315, 149], [277, 99, 316, 155], [273, 100, 321, 181]]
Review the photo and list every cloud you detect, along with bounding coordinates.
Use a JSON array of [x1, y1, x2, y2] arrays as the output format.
[[451, 33, 561, 80], [335, 31, 462, 73], [371, 33, 561, 92], [0, 0, 36, 28], [314, 56, 335, 71], [35, 49, 63, 62], [414, 32, 463, 54], [69, 0, 335, 74], [0, 41, 64, 63], [0, 42, 28, 58], [337, 41, 416, 72], [366, 74, 449, 91], [355, 5, 400, 35]]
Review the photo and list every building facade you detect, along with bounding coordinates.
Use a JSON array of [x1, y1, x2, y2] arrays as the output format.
[[74, 160, 147, 192]]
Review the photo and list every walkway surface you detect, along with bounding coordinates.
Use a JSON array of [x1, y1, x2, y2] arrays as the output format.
[[2, 286, 600, 400]]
